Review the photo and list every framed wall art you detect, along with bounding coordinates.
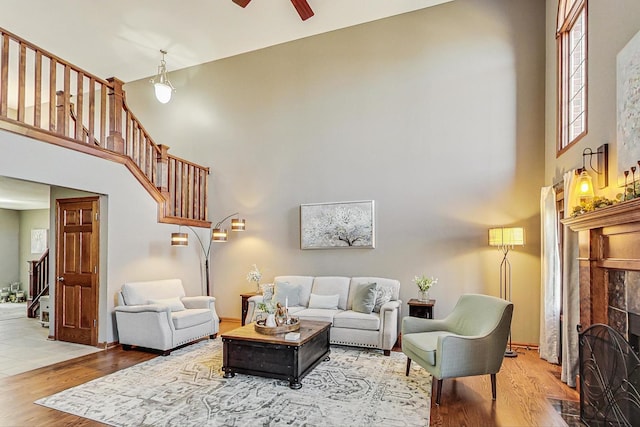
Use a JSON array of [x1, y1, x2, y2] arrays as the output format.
[[300, 200, 375, 250], [31, 228, 48, 254]]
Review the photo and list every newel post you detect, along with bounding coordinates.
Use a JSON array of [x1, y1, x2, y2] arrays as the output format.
[[106, 77, 124, 154], [55, 90, 68, 136], [156, 144, 170, 195]]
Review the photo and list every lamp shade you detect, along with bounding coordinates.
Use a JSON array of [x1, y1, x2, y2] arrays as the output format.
[[171, 232, 188, 246], [577, 170, 595, 202], [488, 227, 525, 247], [154, 82, 172, 104], [231, 218, 246, 231], [212, 228, 228, 242]]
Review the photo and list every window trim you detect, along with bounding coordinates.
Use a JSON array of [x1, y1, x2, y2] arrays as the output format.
[[556, 0, 588, 156]]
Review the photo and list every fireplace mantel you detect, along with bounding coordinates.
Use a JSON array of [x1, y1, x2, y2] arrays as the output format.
[[561, 197, 640, 328]]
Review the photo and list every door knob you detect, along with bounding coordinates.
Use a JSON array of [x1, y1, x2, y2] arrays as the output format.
[[57, 276, 65, 282]]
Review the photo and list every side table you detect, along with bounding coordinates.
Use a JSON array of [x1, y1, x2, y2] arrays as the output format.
[[240, 292, 259, 326], [407, 298, 435, 319]]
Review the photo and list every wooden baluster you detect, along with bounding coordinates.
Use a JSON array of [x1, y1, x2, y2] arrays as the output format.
[[61, 65, 70, 136], [106, 77, 124, 153], [56, 90, 65, 135], [34, 50, 42, 127], [17, 42, 26, 121], [75, 72, 84, 142], [49, 58, 57, 131], [88, 77, 95, 145], [99, 83, 106, 147], [0, 34, 9, 117]]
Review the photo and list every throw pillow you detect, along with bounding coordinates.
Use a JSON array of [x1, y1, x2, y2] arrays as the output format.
[[273, 281, 300, 306], [308, 293, 340, 310], [373, 286, 393, 313], [352, 282, 378, 314], [148, 297, 185, 312]]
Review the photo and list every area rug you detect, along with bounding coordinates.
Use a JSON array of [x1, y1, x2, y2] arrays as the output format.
[[36, 339, 432, 426]]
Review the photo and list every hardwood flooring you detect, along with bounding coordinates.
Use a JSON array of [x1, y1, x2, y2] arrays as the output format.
[[0, 321, 579, 427]]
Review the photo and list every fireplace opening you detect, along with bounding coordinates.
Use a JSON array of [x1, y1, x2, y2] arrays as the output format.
[[629, 313, 640, 356]]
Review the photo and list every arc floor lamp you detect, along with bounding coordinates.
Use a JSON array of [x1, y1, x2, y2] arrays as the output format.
[[488, 226, 525, 358], [171, 212, 246, 296]]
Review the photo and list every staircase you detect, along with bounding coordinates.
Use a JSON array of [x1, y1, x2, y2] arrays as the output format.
[[0, 27, 210, 227]]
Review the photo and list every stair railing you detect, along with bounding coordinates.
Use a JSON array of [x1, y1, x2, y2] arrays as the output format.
[[0, 27, 209, 227], [27, 249, 49, 318]]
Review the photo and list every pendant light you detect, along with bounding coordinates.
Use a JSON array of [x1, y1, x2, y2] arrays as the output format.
[[150, 50, 175, 104]]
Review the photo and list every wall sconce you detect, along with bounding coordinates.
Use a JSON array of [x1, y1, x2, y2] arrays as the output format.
[[150, 50, 175, 104], [170, 212, 246, 295], [576, 144, 609, 202], [488, 226, 524, 358]]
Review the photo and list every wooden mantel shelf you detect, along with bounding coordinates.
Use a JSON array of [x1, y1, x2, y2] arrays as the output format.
[[562, 197, 640, 231]]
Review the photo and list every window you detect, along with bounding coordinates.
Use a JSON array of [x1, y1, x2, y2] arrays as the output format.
[[557, 0, 587, 153]]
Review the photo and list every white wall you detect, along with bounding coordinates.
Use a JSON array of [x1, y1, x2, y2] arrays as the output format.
[[122, 0, 546, 344], [0, 209, 19, 288]]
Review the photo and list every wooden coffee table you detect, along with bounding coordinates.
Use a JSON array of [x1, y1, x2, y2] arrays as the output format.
[[221, 320, 331, 389]]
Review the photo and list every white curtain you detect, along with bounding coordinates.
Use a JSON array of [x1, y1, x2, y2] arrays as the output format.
[[561, 170, 580, 387], [539, 186, 561, 364]]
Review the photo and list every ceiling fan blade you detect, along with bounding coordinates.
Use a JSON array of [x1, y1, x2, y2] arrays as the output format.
[[232, 0, 252, 7], [290, 0, 314, 20]]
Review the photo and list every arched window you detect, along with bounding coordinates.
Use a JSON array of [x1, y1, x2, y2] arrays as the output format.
[[557, 0, 587, 154]]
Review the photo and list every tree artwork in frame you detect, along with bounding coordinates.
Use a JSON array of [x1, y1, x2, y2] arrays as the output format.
[[300, 200, 375, 249]]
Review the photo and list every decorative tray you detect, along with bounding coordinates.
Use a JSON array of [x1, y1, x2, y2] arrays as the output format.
[[254, 318, 301, 335]]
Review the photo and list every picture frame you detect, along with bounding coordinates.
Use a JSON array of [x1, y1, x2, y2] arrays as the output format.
[[31, 228, 48, 254], [617, 28, 640, 180], [300, 200, 375, 250]]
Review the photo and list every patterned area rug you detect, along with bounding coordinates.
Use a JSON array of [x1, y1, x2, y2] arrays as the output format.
[[36, 339, 431, 426]]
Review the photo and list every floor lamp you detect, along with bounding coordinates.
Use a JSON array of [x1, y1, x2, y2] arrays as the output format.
[[488, 226, 525, 358], [170, 212, 246, 296]]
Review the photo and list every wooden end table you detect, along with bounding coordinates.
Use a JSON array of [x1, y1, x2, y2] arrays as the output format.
[[240, 292, 259, 326], [408, 298, 435, 319], [221, 320, 331, 389]]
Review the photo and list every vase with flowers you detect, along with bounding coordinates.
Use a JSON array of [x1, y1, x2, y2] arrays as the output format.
[[413, 275, 437, 301], [246, 264, 262, 293]]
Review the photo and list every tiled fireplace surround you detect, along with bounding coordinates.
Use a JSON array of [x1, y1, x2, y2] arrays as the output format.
[[564, 197, 640, 345]]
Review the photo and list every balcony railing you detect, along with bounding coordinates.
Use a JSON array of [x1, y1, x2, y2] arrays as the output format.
[[0, 27, 209, 227]]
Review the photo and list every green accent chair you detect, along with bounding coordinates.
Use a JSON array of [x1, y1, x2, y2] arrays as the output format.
[[401, 293, 514, 405]]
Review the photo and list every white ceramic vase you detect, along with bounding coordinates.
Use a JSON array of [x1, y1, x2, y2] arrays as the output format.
[[266, 313, 277, 327]]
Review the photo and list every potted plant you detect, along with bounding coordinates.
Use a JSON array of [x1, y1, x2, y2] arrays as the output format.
[[413, 275, 437, 301]]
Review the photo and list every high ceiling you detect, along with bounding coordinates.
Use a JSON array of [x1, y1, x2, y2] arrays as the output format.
[[1, 0, 452, 210], [1, 0, 452, 83]]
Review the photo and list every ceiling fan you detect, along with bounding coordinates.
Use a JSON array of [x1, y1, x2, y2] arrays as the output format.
[[232, 0, 314, 21]]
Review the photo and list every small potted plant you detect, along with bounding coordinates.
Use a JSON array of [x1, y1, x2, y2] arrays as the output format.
[[257, 300, 277, 327], [413, 275, 437, 301]]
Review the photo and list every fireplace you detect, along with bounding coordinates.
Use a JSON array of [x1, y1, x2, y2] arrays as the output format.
[[563, 197, 640, 426]]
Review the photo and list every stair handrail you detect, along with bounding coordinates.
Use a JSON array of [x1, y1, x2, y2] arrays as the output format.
[[27, 249, 49, 318]]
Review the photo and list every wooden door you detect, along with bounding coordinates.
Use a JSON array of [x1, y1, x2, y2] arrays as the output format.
[[55, 197, 99, 346]]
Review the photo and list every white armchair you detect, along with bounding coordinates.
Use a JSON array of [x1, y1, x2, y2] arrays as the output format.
[[114, 279, 219, 355]]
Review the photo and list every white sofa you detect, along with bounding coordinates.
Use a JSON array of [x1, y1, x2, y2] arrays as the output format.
[[114, 279, 219, 355], [245, 276, 401, 355]]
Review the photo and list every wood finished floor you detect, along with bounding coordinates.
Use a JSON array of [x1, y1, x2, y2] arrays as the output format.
[[0, 320, 579, 427]]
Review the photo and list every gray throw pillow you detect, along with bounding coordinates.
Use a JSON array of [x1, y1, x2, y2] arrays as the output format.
[[373, 286, 393, 313], [352, 282, 378, 314], [273, 281, 300, 306]]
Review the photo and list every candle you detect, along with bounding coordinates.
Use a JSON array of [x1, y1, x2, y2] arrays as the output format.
[[285, 297, 288, 310]]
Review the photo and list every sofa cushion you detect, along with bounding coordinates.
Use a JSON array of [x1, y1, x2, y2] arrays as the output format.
[[148, 297, 185, 312], [273, 281, 300, 306], [351, 277, 400, 301], [274, 276, 314, 307], [373, 286, 393, 313], [311, 277, 350, 310], [352, 282, 378, 314], [333, 310, 380, 331], [121, 279, 185, 306], [308, 293, 340, 309], [171, 308, 212, 330], [295, 308, 340, 324], [402, 331, 453, 366]]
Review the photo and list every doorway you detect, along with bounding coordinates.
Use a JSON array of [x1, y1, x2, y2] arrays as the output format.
[[55, 197, 100, 346]]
